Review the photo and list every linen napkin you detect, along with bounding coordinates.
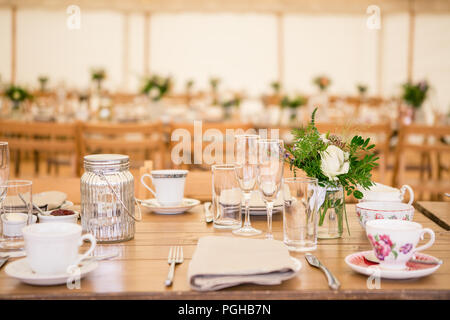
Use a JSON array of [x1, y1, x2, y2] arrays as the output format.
[[188, 236, 298, 291], [3, 191, 67, 210]]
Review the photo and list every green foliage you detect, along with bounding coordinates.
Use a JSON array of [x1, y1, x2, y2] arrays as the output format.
[[402, 80, 428, 109], [5, 85, 32, 103], [141, 74, 172, 101], [313, 75, 331, 91], [281, 95, 307, 109], [271, 81, 281, 94], [91, 68, 106, 81], [357, 83, 367, 95], [286, 108, 378, 199]]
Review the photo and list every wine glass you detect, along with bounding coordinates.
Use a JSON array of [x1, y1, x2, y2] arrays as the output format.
[[0, 142, 9, 203], [232, 134, 262, 236], [257, 139, 284, 240]]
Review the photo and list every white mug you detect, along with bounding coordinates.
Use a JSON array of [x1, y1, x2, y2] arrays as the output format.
[[22, 222, 96, 275], [360, 183, 414, 205], [365, 219, 435, 270], [140, 170, 188, 207]]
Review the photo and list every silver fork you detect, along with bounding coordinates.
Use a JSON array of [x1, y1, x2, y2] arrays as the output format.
[[165, 246, 184, 287]]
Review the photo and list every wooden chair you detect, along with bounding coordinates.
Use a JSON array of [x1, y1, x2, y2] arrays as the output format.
[[392, 124, 450, 200], [315, 122, 392, 184], [168, 122, 255, 169], [0, 120, 80, 176], [79, 122, 165, 172]]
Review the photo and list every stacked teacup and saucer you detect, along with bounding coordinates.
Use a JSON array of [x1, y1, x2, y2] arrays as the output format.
[[345, 183, 443, 279], [139, 170, 200, 214]]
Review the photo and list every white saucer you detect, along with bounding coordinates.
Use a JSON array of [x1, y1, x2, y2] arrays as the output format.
[[139, 198, 200, 215], [5, 257, 98, 286], [345, 250, 442, 280]]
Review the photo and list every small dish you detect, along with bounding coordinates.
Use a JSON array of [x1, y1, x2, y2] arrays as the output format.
[[38, 209, 79, 224], [5, 256, 98, 286], [139, 198, 200, 214], [345, 250, 442, 280]]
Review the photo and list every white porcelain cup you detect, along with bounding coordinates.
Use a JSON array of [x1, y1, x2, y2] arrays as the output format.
[[360, 183, 414, 205], [356, 201, 415, 228], [22, 222, 96, 275], [365, 219, 435, 270], [140, 170, 188, 207], [1, 213, 37, 238]]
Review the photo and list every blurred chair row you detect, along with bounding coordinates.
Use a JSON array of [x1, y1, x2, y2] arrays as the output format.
[[0, 119, 448, 200]]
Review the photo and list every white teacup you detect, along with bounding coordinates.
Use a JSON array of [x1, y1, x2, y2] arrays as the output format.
[[356, 202, 414, 228], [140, 170, 188, 207], [365, 219, 435, 270], [22, 222, 96, 275], [359, 183, 414, 205]]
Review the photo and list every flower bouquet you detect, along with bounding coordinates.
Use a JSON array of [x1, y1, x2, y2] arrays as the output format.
[[402, 80, 428, 109], [91, 68, 106, 91], [141, 75, 172, 102], [285, 109, 378, 238], [313, 75, 331, 92], [357, 84, 368, 96], [5, 85, 32, 111], [280, 94, 307, 121]]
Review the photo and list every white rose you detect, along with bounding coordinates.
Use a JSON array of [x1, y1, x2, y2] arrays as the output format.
[[320, 133, 329, 143], [320, 145, 350, 181]]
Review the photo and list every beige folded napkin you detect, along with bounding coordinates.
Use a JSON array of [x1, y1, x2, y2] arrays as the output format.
[[188, 236, 298, 291], [3, 191, 67, 210]]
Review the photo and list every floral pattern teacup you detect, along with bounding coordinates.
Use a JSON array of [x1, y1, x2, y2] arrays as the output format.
[[356, 202, 414, 228], [365, 220, 435, 270]]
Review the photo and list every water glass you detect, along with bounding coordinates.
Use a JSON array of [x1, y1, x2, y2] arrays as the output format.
[[0, 180, 34, 250], [284, 177, 319, 252], [212, 164, 242, 229]]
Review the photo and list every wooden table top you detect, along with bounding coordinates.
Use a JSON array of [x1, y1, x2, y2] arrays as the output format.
[[0, 201, 449, 300], [414, 201, 450, 231]]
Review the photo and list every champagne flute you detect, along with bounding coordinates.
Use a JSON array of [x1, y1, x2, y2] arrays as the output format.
[[257, 139, 284, 240], [0, 142, 9, 203], [232, 134, 262, 236]]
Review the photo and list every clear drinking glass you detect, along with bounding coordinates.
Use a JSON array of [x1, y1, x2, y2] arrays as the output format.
[[212, 164, 242, 229], [257, 139, 284, 240], [284, 177, 319, 251], [232, 134, 261, 236], [0, 142, 9, 203], [0, 180, 33, 250]]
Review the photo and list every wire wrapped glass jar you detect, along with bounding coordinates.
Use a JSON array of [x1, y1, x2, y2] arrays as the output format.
[[81, 154, 140, 243]]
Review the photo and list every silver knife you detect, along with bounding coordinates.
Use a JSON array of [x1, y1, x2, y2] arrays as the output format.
[[305, 253, 340, 290]]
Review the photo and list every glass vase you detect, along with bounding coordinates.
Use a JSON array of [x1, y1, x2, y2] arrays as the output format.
[[317, 185, 346, 239]]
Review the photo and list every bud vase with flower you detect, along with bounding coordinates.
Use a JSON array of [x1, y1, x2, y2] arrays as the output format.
[[285, 108, 378, 239]]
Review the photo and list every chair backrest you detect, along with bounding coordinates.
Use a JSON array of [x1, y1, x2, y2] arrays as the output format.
[[0, 120, 79, 153], [392, 124, 450, 198], [80, 122, 165, 169]]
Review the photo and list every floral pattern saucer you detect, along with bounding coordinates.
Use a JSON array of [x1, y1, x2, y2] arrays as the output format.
[[345, 250, 442, 280]]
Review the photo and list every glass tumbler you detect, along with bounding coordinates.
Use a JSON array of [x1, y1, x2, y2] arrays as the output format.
[[212, 164, 242, 230], [0, 180, 34, 251], [283, 177, 319, 252]]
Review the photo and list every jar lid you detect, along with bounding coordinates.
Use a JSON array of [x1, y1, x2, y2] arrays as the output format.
[[84, 154, 129, 167]]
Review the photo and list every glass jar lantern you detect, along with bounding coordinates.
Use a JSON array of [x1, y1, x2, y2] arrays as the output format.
[[81, 154, 140, 243]]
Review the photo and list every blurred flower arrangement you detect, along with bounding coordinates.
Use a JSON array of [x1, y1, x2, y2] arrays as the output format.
[[270, 81, 282, 95], [220, 93, 241, 119], [209, 77, 221, 105], [402, 80, 429, 109], [38, 76, 49, 92], [280, 94, 307, 120], [285, 108, 378, 237], [5, 85, 33, 109], [185, 79, 194, 95], [356, 83, 368, 96], [91, 68, 106, 91], [313, 75, 331, 92], [141, 75, 172, 101]]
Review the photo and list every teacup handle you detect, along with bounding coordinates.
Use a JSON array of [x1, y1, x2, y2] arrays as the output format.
[[414, 228, 435, 253], [140, 173, 157, 197], [74, 233, 97, 266], [400, 185, 414, 205]]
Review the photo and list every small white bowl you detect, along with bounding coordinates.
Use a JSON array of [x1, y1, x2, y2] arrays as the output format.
[[1, 213, 37, 237], [356, 202, 414, 229], [38, 210, 79, 224]]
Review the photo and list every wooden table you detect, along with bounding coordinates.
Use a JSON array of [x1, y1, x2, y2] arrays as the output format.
[[1, 200, 449, 300], [414, 201, 450, 231]]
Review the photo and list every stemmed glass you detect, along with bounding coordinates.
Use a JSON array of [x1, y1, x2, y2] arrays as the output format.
[[232, 134, 262, 236], [257, 139, 284, 240], [0, 142, 9, 203]]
